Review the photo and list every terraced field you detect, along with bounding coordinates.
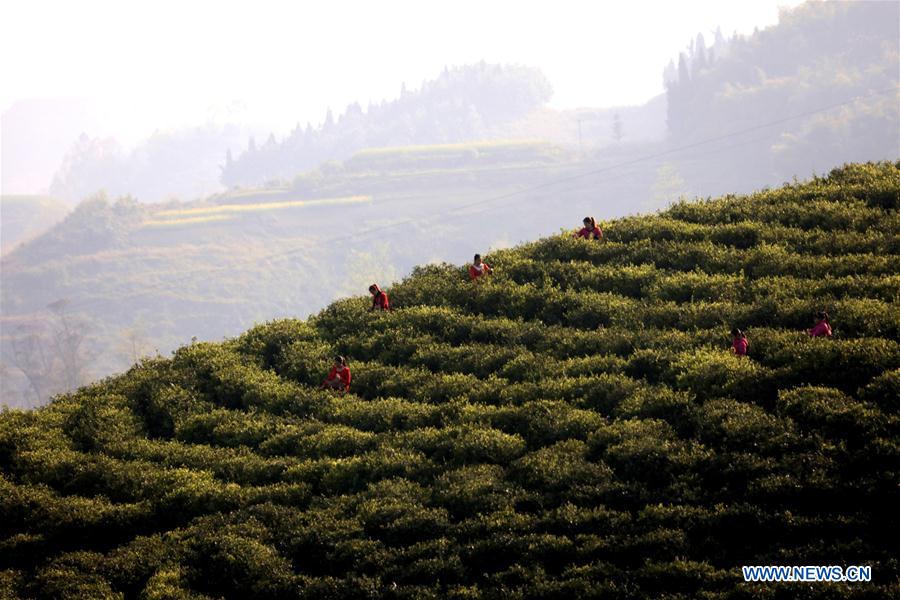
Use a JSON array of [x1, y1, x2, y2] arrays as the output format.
[[1, 162, 898, 599]]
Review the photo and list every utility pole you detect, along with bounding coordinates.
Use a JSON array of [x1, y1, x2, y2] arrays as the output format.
[[576, 113, 600, 156], [577, 118, 583, 154]]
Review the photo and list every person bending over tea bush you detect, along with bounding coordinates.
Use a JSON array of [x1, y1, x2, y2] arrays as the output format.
[[321, 355, 352, 393], [807, 310, 833, 337], [731, 328, 749, 357], [469, 253, 494, 282], [574, 216, 603, 240], [369, 283, 391, 311]]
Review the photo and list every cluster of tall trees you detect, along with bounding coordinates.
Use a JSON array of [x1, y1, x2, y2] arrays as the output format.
[[49, 125, 256, 204], [663, 1, 899, 181], [220, 63, 553, 188]]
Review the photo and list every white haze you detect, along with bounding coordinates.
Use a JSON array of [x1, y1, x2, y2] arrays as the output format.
[[1, 0, 802, 194]]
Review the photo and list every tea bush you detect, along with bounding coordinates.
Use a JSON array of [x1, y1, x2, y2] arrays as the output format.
[[2, 163, 898, 598]]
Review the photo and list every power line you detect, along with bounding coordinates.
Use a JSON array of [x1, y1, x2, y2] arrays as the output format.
[[303, 84, 900, 248]]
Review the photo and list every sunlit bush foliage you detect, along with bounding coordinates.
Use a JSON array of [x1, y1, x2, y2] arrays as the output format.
[[2, 163, 898, 598]]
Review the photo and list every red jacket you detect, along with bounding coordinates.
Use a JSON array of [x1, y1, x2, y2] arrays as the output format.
[[324, 365, 352, 390], [732, 336, 749, 356], [371, 287, 390, 311], [807, 321, 832, 337], [575, 226, 603, 240], [469, 262, 492, 281]]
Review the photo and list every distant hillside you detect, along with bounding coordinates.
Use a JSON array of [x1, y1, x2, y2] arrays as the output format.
[[5, 141, 667, 409], [220, 63, 555, 188], [1, 162, 897, 598], [664, 0, 899, 189], [0, 195, 69, 254]]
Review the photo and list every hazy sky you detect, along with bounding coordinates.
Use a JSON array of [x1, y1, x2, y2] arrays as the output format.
[[2, 0, 804, 139]]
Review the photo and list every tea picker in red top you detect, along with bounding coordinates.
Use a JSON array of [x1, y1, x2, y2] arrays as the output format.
[[321, 356, 352, 393], [468, 254, 494, 281], [574, 217, 603, 240], [369, 284, 391, 311]]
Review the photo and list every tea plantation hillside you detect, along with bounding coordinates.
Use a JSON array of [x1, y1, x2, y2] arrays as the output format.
[[1, 162, 898, 599]]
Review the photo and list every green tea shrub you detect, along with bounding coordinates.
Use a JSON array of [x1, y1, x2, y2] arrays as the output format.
[[831, 298, 899, 338], [637, 240, 736, 273], [670, 348, 780, 403], [752, 332, 900, 392], [110, 438, 263, 485], [410, 373, 485, 404], [182, 525, 296, 599], [4, 162, 899, 597], [176, 408, 276, 448], [0, 571, 25, 600], [560, 290, 638, 329], [325, 397, 440, 433], [667, 196, 755, 225], [357, 500, 449, 547], [433, 464, 521, 518], [33, 552, 120, 600], [468, 314, 547, 348], [633, 559, 724, 596], [537, 326, 620, 357], [130, 382, 203, 440], [311, 297, 388, 342], [0, 475, 150, 546], [400, 306, 474, 345], [63, 394, 143, 452], [234, 319, 318, 370], [777, 386, 884, 444], [585, 263, 660, 297], [559, 354, 628, 377], [347, 362, 434, 400], [497, 255, 554, 288], [858, 369, 900, 413], [614, 387, 698, 435], [100, 535, 175, 598], [509, 440, 613, 497], [499, 350, 557, 383], [319, 448, 434, 494], [624, 348, 678, 384], [570, 373, 647, 414], [260, 423, 378, 458], [399, 425, 526, 466], [695, 398, 800, 454], [787, 199, 885, 232], [411, 342, 521, 378], [649, 272, 745, 303], [488, 400, 605, 446], [522, 234, 630, 265], [708, 221, 764, 249], [162, 464, 250, 506], [388, 263, 464, 309], [272, 338, 335, 385], [589, 419, 709, 490], [139, 567, 201, 600]]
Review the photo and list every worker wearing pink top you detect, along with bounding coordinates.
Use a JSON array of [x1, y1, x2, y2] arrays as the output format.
[[807, 310, 833, 337], [731, 328, 749, 357]]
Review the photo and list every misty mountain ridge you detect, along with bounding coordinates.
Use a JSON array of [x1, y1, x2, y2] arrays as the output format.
[[41, 63, 664, 205], [1, 0, 898, 409]]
